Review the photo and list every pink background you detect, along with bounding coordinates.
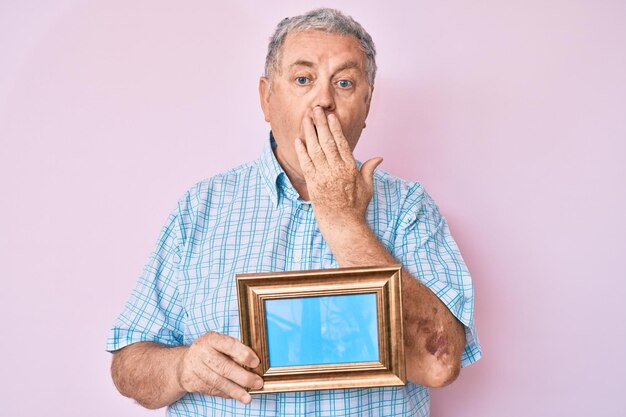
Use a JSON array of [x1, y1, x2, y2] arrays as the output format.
[[1, 1, 625, 416]]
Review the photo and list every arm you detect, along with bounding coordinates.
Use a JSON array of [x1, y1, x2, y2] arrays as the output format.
[[294, 107, 465, 387], [111, 342, 185, 409], [111, 333, 264, 409], [109, 198, 264, 408], [311, 220, 465, 387]]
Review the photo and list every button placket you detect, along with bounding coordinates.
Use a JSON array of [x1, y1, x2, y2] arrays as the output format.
[[292, 202, 313, 267]]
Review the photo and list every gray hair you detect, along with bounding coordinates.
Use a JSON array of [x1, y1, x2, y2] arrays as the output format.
[[264, 8, 377, 86]]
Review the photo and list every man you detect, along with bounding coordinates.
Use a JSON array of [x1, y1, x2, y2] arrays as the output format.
[[108, 8, 481, 417]]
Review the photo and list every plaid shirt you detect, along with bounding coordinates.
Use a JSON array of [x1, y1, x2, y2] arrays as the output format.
[[107, 136, 482, 416]]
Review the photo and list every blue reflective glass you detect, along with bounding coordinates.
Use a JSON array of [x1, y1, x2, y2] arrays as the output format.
[[264, 293, 379, 367]]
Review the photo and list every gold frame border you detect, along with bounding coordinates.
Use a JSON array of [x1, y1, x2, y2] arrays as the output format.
[[236, 265, 406, 394]]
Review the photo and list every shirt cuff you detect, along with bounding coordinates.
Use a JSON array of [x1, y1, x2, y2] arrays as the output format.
[[420, 279, 482, 368], [106, 327, 183, 352]]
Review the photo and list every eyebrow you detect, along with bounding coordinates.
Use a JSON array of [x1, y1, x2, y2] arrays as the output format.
[[334, 61, 361, 73], [288, 60, 363, 74], [289, 60, 315, 69]]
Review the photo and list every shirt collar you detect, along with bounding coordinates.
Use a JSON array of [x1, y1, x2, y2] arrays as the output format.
[[257, 132, 300, 207]]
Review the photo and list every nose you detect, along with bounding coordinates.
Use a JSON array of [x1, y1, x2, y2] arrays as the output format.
[[312, 81, 335, 112]]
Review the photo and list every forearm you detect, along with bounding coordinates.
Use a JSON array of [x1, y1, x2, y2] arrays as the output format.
[[321, 219, 465, 387], [111, 342, 187, 409], [400, 275, 465, 387]]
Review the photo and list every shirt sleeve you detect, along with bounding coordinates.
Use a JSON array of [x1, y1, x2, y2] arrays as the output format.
[[106, 206, 186, 352], [393, 184, 482, 367]]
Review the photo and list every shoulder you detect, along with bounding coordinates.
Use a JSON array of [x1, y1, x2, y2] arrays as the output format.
[[372, 169, 430, 207], [166, 161, 259, 230], [371, 168, 442, 227], [177, 161, 257, 208]]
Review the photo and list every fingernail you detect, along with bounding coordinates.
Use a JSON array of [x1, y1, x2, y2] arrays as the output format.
[[241, 393, 252, 404], [251, 357, 260, 368], [255, 378, 264, 389]]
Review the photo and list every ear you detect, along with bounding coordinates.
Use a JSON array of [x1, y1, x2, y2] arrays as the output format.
[[364, 85, 374, 124], [259, 76, 271, 123]]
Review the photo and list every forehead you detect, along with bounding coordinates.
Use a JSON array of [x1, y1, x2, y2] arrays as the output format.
[[279, 30, 366, 71]]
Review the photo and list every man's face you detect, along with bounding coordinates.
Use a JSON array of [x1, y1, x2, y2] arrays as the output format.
[[259, 30, 373, 173]]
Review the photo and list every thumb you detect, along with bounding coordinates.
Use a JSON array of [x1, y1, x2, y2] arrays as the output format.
[[360, 157, 383, 187]]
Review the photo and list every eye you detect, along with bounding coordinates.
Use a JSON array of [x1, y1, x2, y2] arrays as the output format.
[[295, 76, 311, 85], [337, 80, 353, 88]]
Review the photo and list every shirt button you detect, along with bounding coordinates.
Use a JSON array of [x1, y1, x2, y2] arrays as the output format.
[[301, 203, 311, 211]]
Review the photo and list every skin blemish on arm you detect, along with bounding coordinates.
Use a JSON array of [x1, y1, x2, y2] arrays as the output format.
[[425, 333, 448, 359], [417, 319, 432, 334]]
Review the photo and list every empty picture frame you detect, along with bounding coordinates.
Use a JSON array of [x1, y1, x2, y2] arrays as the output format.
[[236, 265, 406, 394]]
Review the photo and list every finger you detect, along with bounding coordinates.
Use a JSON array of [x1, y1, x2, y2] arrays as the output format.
[[302, 115, 327, 168], [327, 113, 354, 165], [192, 366, 253, 404], [294, 137, 315, 176], [204, 332, 260, 368], [202, 348, 264, 390], [211, 387, 251, 405], [208, 386, 229, 399], [190, 374, 230, 400], [360, 157, 384, 189], [312, 106, 341, 164]]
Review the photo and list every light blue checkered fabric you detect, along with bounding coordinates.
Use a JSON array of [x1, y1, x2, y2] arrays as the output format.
[[107, 135, 482, 417]]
